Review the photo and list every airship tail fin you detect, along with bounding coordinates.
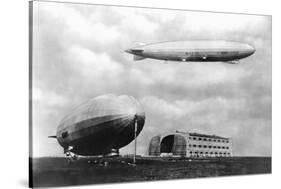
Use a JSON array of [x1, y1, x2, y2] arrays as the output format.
[[48, 135, 57, 138], [133, 55, 146, 61]]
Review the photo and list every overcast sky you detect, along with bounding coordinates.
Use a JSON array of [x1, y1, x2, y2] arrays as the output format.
[[32, 1, 271, 157]]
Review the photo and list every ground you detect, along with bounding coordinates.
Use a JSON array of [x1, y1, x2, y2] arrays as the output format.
[[30, 156, 271, 187]]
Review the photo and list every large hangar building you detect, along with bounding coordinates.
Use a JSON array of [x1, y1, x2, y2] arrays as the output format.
[[148, 131, 233, 158]]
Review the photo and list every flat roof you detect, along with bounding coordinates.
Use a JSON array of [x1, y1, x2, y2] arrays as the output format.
[[175, 130, 229, 140], [189, 132, 229, 140]]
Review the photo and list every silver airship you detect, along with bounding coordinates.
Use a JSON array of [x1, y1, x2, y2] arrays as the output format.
[[125, 40, 255, 64], [49, 94, 145, 158]]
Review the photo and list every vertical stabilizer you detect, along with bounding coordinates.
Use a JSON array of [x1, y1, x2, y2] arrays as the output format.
[[133, 55, 146, 61]]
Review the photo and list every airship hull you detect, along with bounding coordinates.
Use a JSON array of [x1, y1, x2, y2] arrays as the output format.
[[144, 49, 253, 62], [125, 40, 255, 63], [56, 95, 145, 156]]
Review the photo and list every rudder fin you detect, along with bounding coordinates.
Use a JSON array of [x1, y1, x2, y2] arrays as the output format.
[[133, 55, 146, 61]]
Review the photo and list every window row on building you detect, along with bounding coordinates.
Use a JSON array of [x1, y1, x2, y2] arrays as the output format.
[[190, 151, 231, 156], [189, 144, 230, 149], [189, 136, 229, 143]]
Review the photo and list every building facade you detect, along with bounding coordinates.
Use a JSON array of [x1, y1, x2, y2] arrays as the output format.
[[148, 131, 233, 158]]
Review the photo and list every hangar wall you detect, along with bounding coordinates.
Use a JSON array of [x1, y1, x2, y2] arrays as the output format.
[[148, 131, 233, 158]]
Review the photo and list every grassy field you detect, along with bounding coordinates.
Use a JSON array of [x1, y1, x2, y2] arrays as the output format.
[[30, 156, 271, 187]]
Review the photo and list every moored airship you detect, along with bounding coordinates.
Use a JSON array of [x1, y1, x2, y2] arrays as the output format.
[[125, 40, 255, 64], [49, 94, 145, 158]]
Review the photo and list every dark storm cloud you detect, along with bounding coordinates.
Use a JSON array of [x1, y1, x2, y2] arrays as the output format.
[[32, 2, 271, 157]]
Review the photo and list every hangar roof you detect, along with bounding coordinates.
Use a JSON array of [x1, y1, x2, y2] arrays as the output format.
[[175, 130, 229, 140]]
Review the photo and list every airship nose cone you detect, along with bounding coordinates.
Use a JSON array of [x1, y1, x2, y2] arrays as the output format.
[[135, 111, 146, 121], [247, 44, 256, 54]]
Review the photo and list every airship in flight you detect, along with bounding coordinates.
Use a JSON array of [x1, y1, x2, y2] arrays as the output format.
[[49, 94, 145, 160], [125, 40, 255, 64]]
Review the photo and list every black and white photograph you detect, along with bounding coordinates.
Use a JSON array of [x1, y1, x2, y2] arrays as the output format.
[[29, 0, 272, 187]]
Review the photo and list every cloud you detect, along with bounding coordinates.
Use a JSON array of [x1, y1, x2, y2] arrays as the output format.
[[67, 45, 123, 77], [141, 96, 186, 119], [32, 2, 271, 157]]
